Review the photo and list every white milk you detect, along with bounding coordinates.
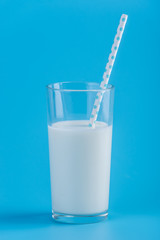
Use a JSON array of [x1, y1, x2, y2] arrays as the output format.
[[48, 120, 112, 215]]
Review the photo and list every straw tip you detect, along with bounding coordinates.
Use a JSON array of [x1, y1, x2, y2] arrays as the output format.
[[121, 14, 128, 20]]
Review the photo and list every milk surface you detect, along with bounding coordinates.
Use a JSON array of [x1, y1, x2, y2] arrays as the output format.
[[48, 120, 112, 215]]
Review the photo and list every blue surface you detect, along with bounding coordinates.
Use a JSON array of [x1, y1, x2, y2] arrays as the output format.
[[0, 0, 160, 239]]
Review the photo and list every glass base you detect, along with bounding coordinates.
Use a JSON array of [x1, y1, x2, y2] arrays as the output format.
[[52, 211, 108, 224]]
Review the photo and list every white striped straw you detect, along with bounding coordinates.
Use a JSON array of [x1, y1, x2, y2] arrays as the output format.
[[89, 14, 128, 128]]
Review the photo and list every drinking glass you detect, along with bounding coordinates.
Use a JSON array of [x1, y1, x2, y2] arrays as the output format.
[[46, 82, 114, 224]]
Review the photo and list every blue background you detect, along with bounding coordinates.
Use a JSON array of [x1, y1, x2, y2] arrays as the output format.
[[0, 0, 160, 239]]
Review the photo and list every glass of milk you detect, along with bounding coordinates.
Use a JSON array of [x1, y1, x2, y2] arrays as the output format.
[[46, 82, 114, 224]]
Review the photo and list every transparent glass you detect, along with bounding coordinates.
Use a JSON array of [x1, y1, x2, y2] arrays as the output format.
[[46, 82, 114, 224]]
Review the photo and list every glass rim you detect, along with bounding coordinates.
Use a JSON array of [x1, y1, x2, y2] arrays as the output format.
[[46, 81, 115, 92]]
